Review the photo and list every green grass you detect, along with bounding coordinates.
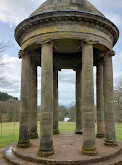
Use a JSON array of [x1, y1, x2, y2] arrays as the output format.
[[115, 124, 122, 142], [0, 122, 122, 149], [0, 122, 19, 148]]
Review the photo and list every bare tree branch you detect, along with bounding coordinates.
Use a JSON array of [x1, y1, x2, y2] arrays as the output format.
[[0, 40, 13, 86], [114, 79, 122, 123]]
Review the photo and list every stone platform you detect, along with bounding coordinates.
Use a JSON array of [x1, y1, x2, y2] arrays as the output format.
[[1, 133, 122, 165]]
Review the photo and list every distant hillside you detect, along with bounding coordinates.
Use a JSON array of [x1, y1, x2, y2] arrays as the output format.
[[0, 92, 18, 101]]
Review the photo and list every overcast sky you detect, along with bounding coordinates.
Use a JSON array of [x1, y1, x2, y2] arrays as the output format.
[[0, 0, 122, 107]]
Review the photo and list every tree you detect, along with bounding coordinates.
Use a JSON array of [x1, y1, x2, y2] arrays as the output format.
[[0, 41, 12, 86], [114, 79, 122, 123], [6, 99, 20, 122], [68, 105, 76, 121], [58, 105, 68, 121], [0, 92, 18, 101], [0, 101, 4, 123], [0, 101, 8, 122]]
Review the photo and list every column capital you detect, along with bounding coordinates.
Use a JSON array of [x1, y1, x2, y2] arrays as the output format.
[[36, 39, 58, 50], [36, 38, 53, 45], [53, 66, 59, 71], [18, 50, 33, 59], [96, 58, 103, 67], [53, 66, 61, 71], [73, 68, 81, 72], [81, 39, 99, 47], [18, 50, 26, 59], [104, 50, 115, 57]]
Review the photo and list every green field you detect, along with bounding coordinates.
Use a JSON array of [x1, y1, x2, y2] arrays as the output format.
[[0, 122, 122, 149]]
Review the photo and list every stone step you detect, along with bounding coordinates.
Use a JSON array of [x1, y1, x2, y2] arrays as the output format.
[[2, 145, 45, 165], [89, 151, 122, 165], [2, 145, 122, 165], [0, 150, 9, 165]]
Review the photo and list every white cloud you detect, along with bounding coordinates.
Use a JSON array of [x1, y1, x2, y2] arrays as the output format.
[[0, 0, 45, 26], [113, 52, 122, 84], [103, 12, 122, 28], [0, 53, 121, 106], [0, 54, 21, 98], [91, 0, 122, 27], [0, 55, 76, 106], [0, 0, 122, 106], [59, 69, 75, 84], [59, 81, 75, 106], [58, 70, 75, 106], [91, 0, 122, 10], [0, 0, 122, 27]]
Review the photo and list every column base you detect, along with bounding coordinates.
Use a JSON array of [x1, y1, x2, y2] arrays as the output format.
[[38, 148, 55, 157], [53, 129, 60, 134], [75, 129, 83, 134], [17, 139, 32, 148], [30, 132, 38, 139], [104, 139, 118, 146], [96, 132, 104, 138], [81, 146, 98, 156]]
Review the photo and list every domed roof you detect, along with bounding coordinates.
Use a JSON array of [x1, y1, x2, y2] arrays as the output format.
[[30, 0, 104, 17]]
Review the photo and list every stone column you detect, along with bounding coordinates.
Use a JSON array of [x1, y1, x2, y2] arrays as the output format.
[[17, 51, 32, 148], [30, 59, 38, 139], [81, 44, 97, 155], [96, 60, 104, 138], [38, 43, 54, 156], [53, 67, 59, 134], [75, 69, 82, 134], [103, 50, 117, 146]]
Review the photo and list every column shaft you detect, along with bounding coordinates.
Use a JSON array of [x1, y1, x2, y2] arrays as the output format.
[[38, 43, 54, 156], [17, 53, 31, 148], [75, 70, 82, 134], [53, 68, 59, 134], [81, 44, 97, 155], [96, 60, 104, 138], [103, 52, 117, 145], [30, 60, 38, 139]]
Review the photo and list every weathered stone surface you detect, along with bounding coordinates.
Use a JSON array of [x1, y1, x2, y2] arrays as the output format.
[[96, 60, 104, 138], [81, 44, 97, 155], [30, 60, 38, 139], [53, 67, 59, 134], [15, 0, 119, 159], [15, 9, 119, 52], [39, 43, 54, 156], [18, 53, 31, 148], [75, 70, 82, 134], [103, 52, 117, 146], [2, 135, 122, 165], [30, 0, 104, 17]]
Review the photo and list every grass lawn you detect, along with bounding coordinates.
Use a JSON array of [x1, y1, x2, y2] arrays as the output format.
[[0, 121, 122, 149]]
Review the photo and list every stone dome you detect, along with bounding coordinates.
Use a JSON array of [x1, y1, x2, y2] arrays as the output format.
[[15, 0, 119, 54], [30, 0, 104, 17]]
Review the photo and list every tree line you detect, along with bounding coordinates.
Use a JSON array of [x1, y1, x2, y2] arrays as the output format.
[[0, 92, 18, 101], [114, 80, 122, 123], [0, 40, 121, 123], [0, 92, 19, 122], [0, 78, 122, 123]]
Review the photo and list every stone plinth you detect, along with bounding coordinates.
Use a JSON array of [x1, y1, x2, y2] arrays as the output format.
[[3, 133, 122, 165]]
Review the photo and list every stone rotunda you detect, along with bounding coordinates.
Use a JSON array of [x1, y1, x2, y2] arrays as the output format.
[[14, 0, 119, 158]]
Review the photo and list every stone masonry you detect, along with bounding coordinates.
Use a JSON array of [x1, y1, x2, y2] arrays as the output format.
[[15, 0, 119, 157]]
